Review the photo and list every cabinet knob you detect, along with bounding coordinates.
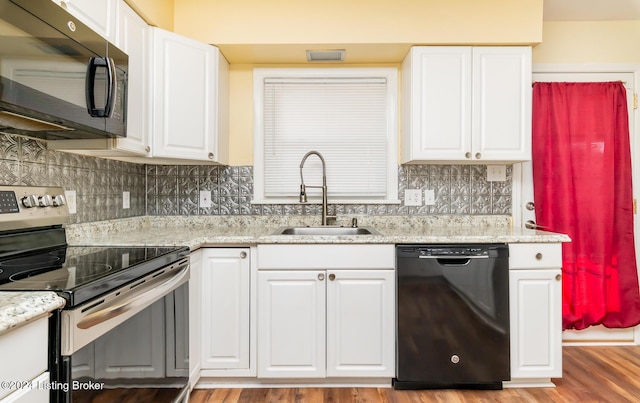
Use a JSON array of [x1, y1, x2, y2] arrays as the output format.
[[475, 152, 482, 159], [318, 273, 325, 281], [535, 252, 543, 260], [465, 152, 472, 159], [555, 274, 562, 281], [208, 152, 214, 159], [239, 251, 247, 259], [145, 146, 151, 153], [329, 273, 336, 281]]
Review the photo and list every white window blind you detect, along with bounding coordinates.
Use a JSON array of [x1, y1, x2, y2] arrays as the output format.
[[255, 69, 398, 203]]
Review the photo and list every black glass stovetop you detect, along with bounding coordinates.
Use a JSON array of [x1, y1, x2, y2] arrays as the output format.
[[0, 245, 189, 307]]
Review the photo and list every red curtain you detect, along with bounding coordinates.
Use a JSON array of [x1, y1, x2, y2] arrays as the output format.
[[532, 82, 640, 330]]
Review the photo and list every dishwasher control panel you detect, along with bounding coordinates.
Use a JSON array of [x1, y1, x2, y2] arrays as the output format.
[[396, 244, 509, 258]]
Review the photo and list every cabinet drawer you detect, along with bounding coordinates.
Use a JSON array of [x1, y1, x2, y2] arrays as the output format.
[[257, 244, 395, 270], [0, 318, 48, 400], [509, 243, 562, 269]]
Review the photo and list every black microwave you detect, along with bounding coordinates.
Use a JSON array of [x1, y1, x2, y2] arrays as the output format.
[[0, 0, 127, 140]]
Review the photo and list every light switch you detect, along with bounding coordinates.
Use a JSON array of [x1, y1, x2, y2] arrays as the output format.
[[65, 190, 77, 214], [424, 189, 435, 206], [122, 191, 130, 209]]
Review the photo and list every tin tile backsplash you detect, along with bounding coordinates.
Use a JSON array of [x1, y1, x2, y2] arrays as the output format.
[[147, 164, 512, 217], [1, 132, 511, 223], [0, 133, 145, 223]]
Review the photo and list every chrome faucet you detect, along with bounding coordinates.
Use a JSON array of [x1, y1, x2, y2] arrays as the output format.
[[299, 151, 336, 226]]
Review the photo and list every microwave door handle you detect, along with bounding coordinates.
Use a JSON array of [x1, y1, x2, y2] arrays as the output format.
[[85, 57, 114, 118], [104, 57, 117, 118]]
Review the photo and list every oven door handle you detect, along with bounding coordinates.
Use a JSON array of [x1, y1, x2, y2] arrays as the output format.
[[77, 265, 189, 330]]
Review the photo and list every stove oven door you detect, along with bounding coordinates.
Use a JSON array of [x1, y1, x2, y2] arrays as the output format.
[[53, 261, 190, 403]]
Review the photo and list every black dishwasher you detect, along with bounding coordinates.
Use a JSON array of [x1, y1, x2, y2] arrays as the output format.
[[394, 244, 510, 390]]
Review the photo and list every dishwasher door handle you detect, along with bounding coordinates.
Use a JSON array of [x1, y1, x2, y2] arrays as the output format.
[[418, 255, 489, 259]]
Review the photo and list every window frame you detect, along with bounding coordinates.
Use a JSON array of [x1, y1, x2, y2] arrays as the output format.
[[252, 67, 400, 205]]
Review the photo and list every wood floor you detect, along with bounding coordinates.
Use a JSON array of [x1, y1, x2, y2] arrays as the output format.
[[189, 345, 640, 403]]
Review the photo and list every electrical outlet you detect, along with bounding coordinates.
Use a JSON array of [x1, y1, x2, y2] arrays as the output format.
[[199, 190, 212, 208], [64, 190, 77, 214], [487, 165, 507, 182], [122, 191, 130, 209], [404, 189, 422, 206], [424, 189, 435, 206]]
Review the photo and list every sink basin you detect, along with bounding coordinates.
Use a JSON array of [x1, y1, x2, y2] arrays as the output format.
[[272, 226, 380, 236]]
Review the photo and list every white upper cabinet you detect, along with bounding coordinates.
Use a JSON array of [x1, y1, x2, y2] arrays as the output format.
[[112, 2, 151, 156], [151, 27, 229, 163], [401, 46, 531, 163], [55, 0, 119, 43]]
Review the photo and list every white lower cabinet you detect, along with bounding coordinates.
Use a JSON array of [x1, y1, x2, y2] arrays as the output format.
[[0, 318, 49, 402], [200, 248, 252, 376], [256, 244, 395, 379], [257, 270, 326, 378], [508, 243, 563, 384], [326, 270, 395, 377]]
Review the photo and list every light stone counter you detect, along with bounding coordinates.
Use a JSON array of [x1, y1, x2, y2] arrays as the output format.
[[65, 215, 571, 248], [0, 292, 65, 336]]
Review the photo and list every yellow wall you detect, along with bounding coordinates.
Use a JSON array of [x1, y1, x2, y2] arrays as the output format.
[[125, 0, 174, 30], [533, 21, 640, 64], [174, 0, 543, 48]]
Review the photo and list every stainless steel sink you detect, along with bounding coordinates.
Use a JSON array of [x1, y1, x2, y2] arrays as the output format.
[[272, 226, 380, 236]]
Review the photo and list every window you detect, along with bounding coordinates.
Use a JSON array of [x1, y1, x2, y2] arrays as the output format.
[[253, 68, 399, 204]]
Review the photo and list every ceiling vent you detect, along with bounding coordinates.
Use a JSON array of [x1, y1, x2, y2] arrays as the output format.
[[306, 49, 345, 62]]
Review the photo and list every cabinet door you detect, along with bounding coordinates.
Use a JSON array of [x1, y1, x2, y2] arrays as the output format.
[[151, 28, 227, 162], [0, 372, 50, 403], [189, 250, 202, 382], [201, 248, 250, 370], [113, 2, 150, 155], [257, 271, 326, 378], [94, 301, 165, 379], [509, 269, 562, 378], [402, 47, 472, 162], [57, 0, 118, 43], [472, 47, 532, 161], [326, 270, 395, 377]]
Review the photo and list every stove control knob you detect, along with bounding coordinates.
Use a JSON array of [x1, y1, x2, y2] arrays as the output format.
[[21, 195, 38, 208], [52, 195, 66, 207], [38, 195, 52, 207]]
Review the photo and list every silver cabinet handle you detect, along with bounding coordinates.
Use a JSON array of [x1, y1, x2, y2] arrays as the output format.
[[145, 146, 151, 153], [465, 152, 472, 159], [555, 274, 562, 281], [208, 152, 214, 159], [318, 273, 325, 281], [535, 253, 543, 260], [329, 273, 336, 281], [240, 251, 247, 259], [525, 202, 535, 211], [475, 152, 482, 159]]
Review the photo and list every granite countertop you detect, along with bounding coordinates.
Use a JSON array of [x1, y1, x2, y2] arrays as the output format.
[[65, 215, 571, 249], [0, 292, 66, 336]]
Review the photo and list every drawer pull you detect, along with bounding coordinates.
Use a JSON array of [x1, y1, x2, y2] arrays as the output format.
[[535, 253, 543, 260], [556, 274, 562, 281], [240, 251, 247, 259], [329, 273, 336, 281], [318, 273, 325, 281]]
